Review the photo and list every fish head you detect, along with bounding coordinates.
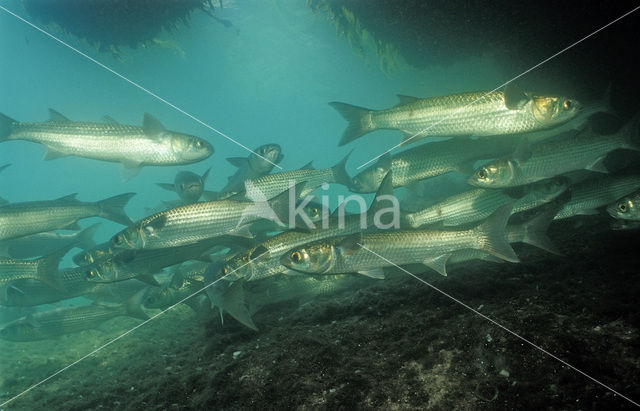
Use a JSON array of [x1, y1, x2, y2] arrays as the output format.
[[73, 249, 96, 265], [0, 320, 34, 341], [351, 167, 385, 193], [298, 198, 326, 225], [468, 159, 516, 188], [84, 260, 117, 282], [220, 252, 254, 281], [280, 242, 334, 274], [607, 195, 639, 220], [530, 95, 582, 125], [174, 171, 204, 203], [110, 227, 144, 250], [250, 144, 283, 173], [170, 134, 214, 162], [144, 287, 173, 309]]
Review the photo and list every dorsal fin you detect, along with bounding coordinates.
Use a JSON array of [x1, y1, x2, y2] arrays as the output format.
[[48, 108, 70, 122], [54, 193, 79, 202], [299, 161, 314, 170], [102, 115, 119, 124], [142, 113, 166, 137], [503, 84, 529, 110], [396, 94, 420, 105], [201, 167, 211, 181]]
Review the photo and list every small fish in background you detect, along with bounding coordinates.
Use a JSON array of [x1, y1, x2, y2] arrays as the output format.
[[330, 85, 582, 146], [468, 112, 640, 189], [0, 223, 100, 259], [157, 168, 212, 203], [215, 143, 284, 199], [0, 192, 135, 242], [0, 288, 148, 342], [0, 110, 213, 179], [607, 190, 640, 222]]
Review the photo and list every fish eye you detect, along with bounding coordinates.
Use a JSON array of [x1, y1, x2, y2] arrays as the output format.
[[86, 270, 95, 279], [290, 251, 302, 262], [180, 183, 186, 190], [114, 235, 122, 245], [312, 207, 319, 215], [221, 266, 228, 275], [618, 202, 628, 212], [477, 169, 488, 179], [146, 296, 156, 304], [563, 100, 573, 110], [195, 140, 202, 148]]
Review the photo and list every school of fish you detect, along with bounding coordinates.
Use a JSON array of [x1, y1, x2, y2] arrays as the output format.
[[1, 84, 639, 340]]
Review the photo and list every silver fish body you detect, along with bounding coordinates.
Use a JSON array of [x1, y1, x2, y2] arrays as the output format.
[[218, 144, 284, 199], [469, 113, 640, 188], [0, 290, 147, 341], [403, 177, 569, 228], [0, 223, 98, 259], [110, 185, 295, 251], [0, 111, 213, 171], [351, 137, 517, 193], [555, 175, 640, 220], [234, 152, 351, 201], [331, 87, 581, 146], [0, 193, 134, 242], [281, 206, 518, 277]]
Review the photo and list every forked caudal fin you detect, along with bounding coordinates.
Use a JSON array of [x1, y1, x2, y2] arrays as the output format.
[[98, 192, 136, 226], [331, 150, 353, 187], [35, 245, 73, 292], [509, 206, 562, 255], [0, 112, 17, 142], [329, 102, 376, 146], [474, 204, 519, 263]]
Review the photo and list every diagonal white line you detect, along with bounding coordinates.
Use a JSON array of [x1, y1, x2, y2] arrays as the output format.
[[356, 5, 640, 170], [0, 251, 268, 408], [0, 5, 283, 170], [356, 242, 640, 407]]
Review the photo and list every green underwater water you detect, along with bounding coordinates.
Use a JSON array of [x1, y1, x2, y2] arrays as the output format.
[[1, 0, 639, 409]]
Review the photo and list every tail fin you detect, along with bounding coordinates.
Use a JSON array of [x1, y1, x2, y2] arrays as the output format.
[[331, 150, 353, 187], [201, 167, 211, 182], [0, 113, 16, 142], [206, 280, 257, 331], [268, 181, 306, 227], [98, 193, 136, 225], [36, 245, 72, 291], [122, 288, 149, 320], [474, 204, 519, 263], [329, 102, 375, 146], [509, 207, 562, 255], [619, 111, 640, 151], [75, 223, 100, 250]]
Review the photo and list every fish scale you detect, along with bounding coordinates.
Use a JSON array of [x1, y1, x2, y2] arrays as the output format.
[[351, 137, 516, 193], [555, 175, 640, 219], [10, 121, 183, 163]]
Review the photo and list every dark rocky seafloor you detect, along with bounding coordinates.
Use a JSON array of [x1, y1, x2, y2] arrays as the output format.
[[1, 215, 639, 410]]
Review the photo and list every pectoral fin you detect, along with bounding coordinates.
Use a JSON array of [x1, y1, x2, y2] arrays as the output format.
[[422, 254, 451, 276]]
